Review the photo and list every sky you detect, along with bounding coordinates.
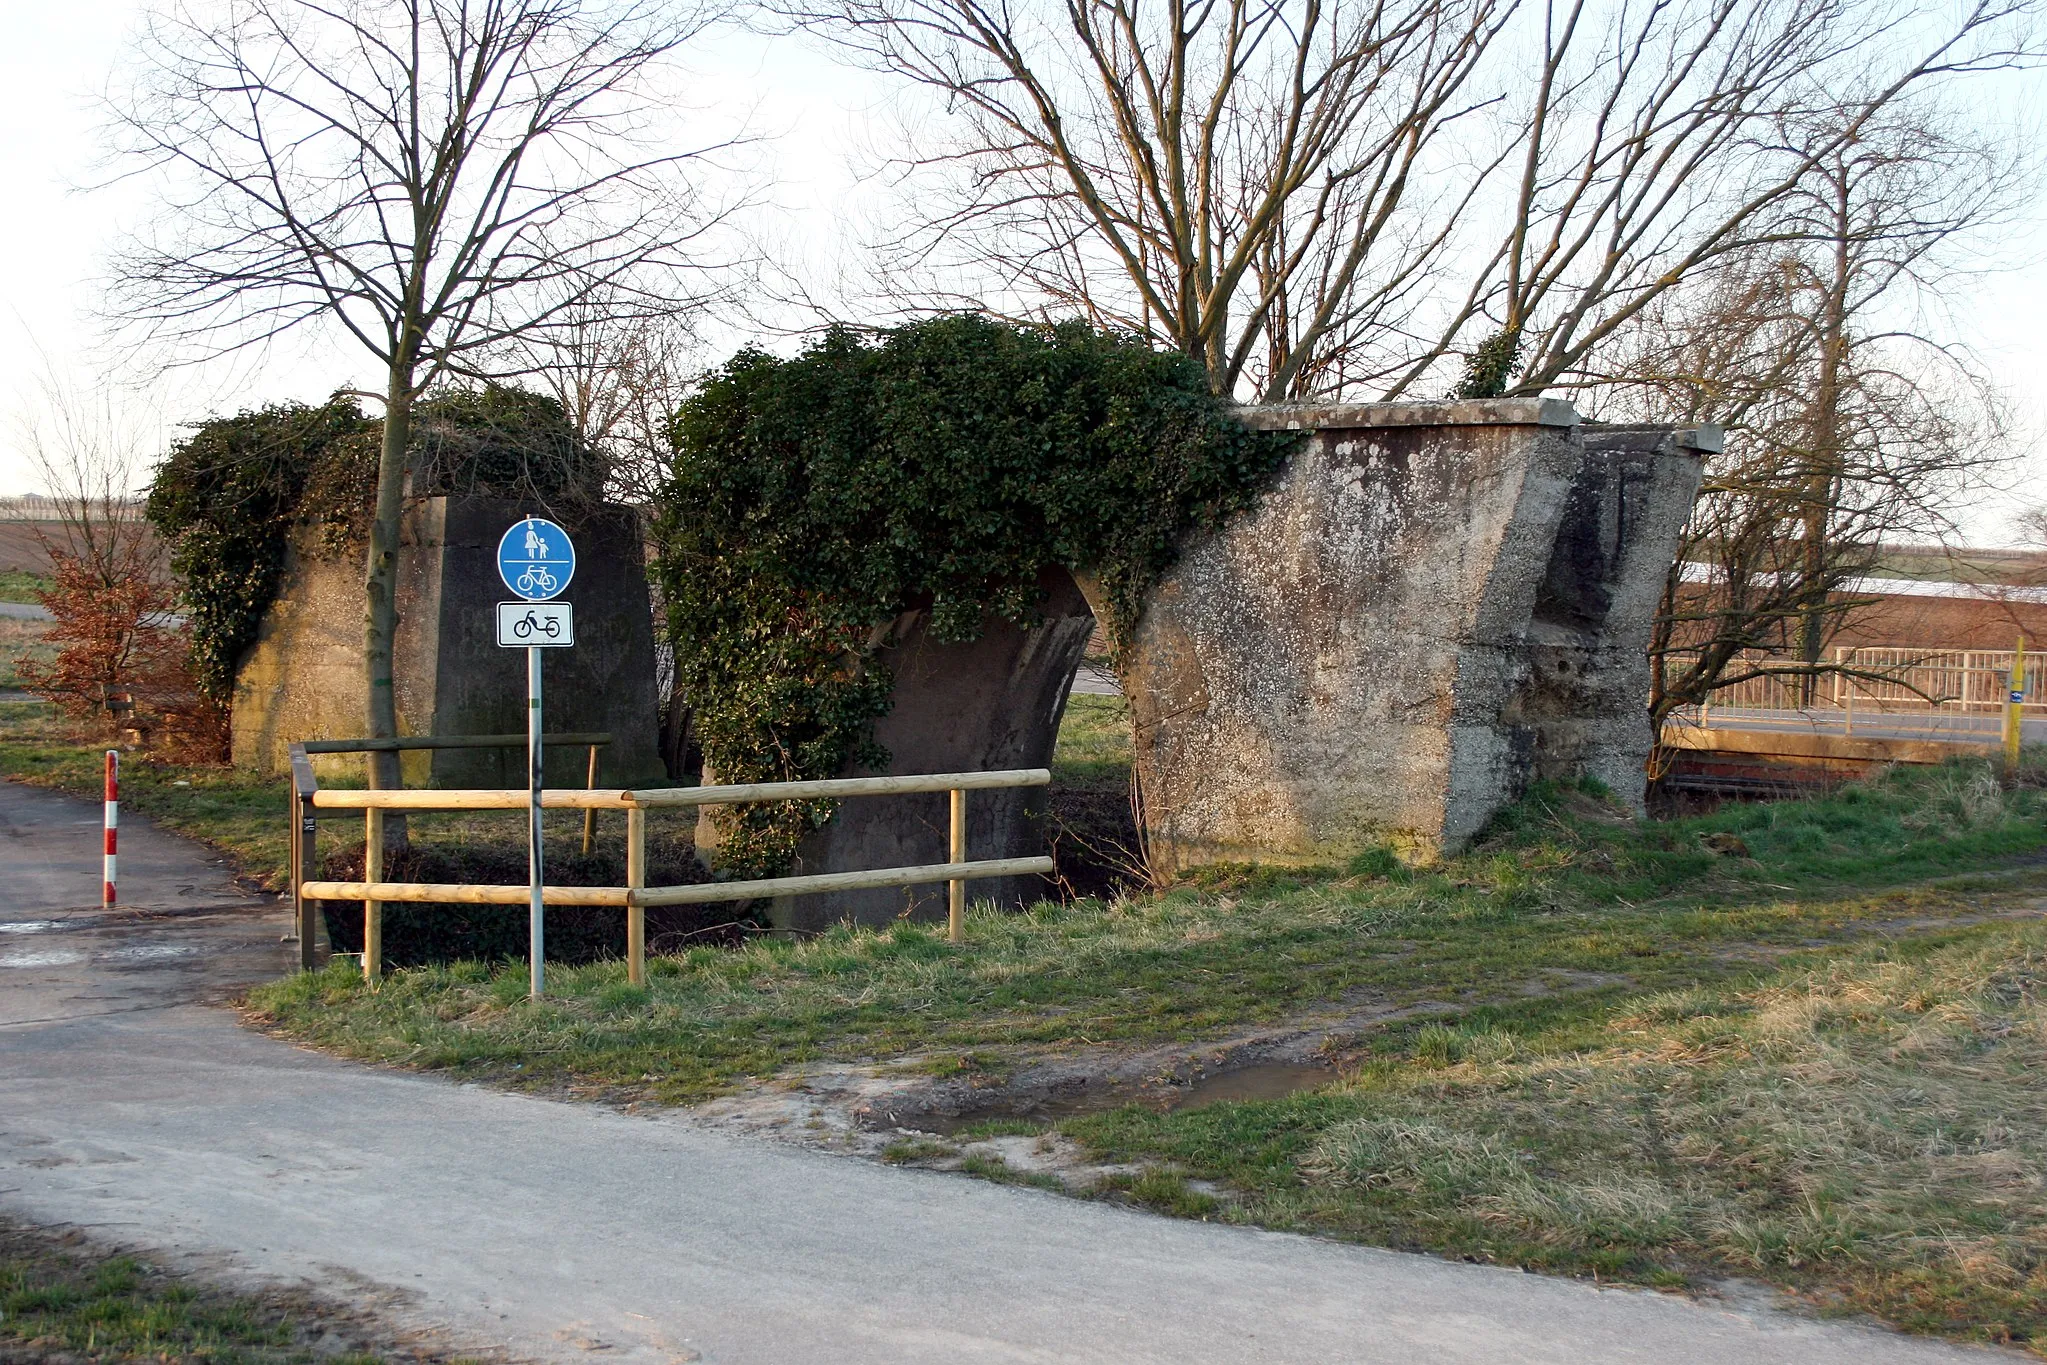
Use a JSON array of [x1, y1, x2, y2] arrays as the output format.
[[2, 0, 2043, 542]]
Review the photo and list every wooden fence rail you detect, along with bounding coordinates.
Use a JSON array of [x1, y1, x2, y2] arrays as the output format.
[[288, 743, 1052, 986]]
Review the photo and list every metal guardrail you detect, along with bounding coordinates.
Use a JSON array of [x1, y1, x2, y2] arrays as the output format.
[[287, 743, 1052, 984]]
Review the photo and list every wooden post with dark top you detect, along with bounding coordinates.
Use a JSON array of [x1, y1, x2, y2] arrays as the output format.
[[289, 744, 321, 972], [626, 805, 646, 986], [948, 789, 966, 943], [363, 807, 385, 983]]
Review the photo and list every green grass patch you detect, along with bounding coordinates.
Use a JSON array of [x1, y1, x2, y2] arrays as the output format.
[[1051, 692, 1131, 784], [246, 761, 2047, 1103], [0, 1220, 408, 1364], [0, 616, 55, 690], [0, 569, 50, 604]]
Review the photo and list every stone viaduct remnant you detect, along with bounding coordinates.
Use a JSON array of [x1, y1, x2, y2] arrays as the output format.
[[784, 397, 1711, 924], [702, 568, 1098, 934], [231, 495, 665, 788], [1110, 400, 1714, 870], [231, 402, 1704, 932]]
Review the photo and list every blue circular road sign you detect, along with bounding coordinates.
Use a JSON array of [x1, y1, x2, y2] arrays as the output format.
[[497, 517, 576, 601]]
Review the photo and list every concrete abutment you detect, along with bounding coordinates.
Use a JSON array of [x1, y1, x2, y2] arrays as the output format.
[[230, 496, 665, 788], [1104, 399, 1710, 871]]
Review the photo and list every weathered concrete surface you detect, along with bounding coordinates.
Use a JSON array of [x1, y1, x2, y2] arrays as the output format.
[[1507, 424, 1715, 808], [232, 496, 663, 787], [1, 779, 2014, 1365], [1107, 399, 1589, 868], [703, 569, 1094, 931]]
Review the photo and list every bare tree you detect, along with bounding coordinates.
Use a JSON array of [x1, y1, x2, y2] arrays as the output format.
[[14, 376, 158, 592], [1598, 109, 2022, 723], [795, 0, 2037, 402], [106, 0, 745, 787], [1396, 0, 2039, 401], [495, 292, 705, 505], [2015, 504, 2047, 551], [791, 0, 1516, 399]]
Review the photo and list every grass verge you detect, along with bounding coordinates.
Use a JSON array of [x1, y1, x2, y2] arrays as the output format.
[[0, 618, 55, 691], [0, 1218, 475, 1363], [240, 758, 2047, 1097], [1065, 921, 2047, 1348], [0, 569, 49, 605]]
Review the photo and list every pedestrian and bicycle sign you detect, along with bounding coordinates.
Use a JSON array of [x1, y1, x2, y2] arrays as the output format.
[[496, 601, 574, 648], [497, 517, 576, 601], [495, 517, 579, 1000]]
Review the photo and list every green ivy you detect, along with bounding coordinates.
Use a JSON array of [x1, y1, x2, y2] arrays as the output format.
[[651, 316, 1298, 877], [146, 396, 377, 701], [147, 386, 602, 703]]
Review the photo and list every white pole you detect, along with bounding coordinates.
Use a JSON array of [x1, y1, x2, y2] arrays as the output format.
[[529, 643, 545, 998]]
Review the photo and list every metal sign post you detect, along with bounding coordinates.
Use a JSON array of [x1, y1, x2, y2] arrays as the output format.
[[2006, 635, 2027, 777], [496, 517, 578, 998]]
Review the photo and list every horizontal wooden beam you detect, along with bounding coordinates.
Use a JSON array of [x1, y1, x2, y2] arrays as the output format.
[[1662, 723, 1990, 766], [310, 769, 1055, 811], [310, 788, 637, 810], [626, 769, 1053, 807], [633, 856, 1056, 906], [297, 733, 612, 755], [298, 856, 1055, 911], [298, 881, 632, 906]]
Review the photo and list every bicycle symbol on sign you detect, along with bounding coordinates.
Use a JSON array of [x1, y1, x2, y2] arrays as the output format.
[[516, 565, 559, 597], [511, 610, 562, 641]]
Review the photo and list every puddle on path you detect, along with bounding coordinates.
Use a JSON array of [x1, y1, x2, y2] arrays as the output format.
[[0, 921, 62, 935], [1170, 1062, 1335, 1111], [913, 1061, 1337, 1135], [102, 944, 199, 962], [0, 949, 87, 968]]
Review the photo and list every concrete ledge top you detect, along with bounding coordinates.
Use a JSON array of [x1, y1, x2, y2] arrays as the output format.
[[1235, 397, 1581, 432], [1581, 421, 1725, 456], [1680, 424, 1725, 454]]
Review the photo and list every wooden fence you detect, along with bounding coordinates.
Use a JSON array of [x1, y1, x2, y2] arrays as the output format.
[[288, 741, 1052, 984]]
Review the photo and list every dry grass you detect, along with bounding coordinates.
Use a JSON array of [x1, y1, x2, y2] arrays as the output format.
[[1179, 924, 2047, 1345], [0, 617, 55, 690]]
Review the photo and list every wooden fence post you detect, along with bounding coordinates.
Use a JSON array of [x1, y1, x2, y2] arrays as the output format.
[[582, 744, 600, 855], [948, 788, 966, 944], [626, 804, 646, 986], [290, 747, 321, 972], [364, 808, 384, 984]]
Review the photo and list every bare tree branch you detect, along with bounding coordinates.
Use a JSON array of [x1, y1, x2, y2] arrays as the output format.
[[102, 0, 754, 782]]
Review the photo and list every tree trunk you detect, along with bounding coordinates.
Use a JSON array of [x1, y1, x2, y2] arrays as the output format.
[[364, 360, 414, 846], [1797, 191, 1852, 706]]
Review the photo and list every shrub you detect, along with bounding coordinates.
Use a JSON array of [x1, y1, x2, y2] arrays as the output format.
[[18, 512, 226, 761], [651, 316, 1298, 876]]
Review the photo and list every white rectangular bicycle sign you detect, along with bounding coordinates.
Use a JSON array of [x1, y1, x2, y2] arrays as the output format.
[[496, 601, 574, 648]]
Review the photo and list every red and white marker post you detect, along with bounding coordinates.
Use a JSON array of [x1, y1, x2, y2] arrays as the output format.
[[103, 750, 118, 907]]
